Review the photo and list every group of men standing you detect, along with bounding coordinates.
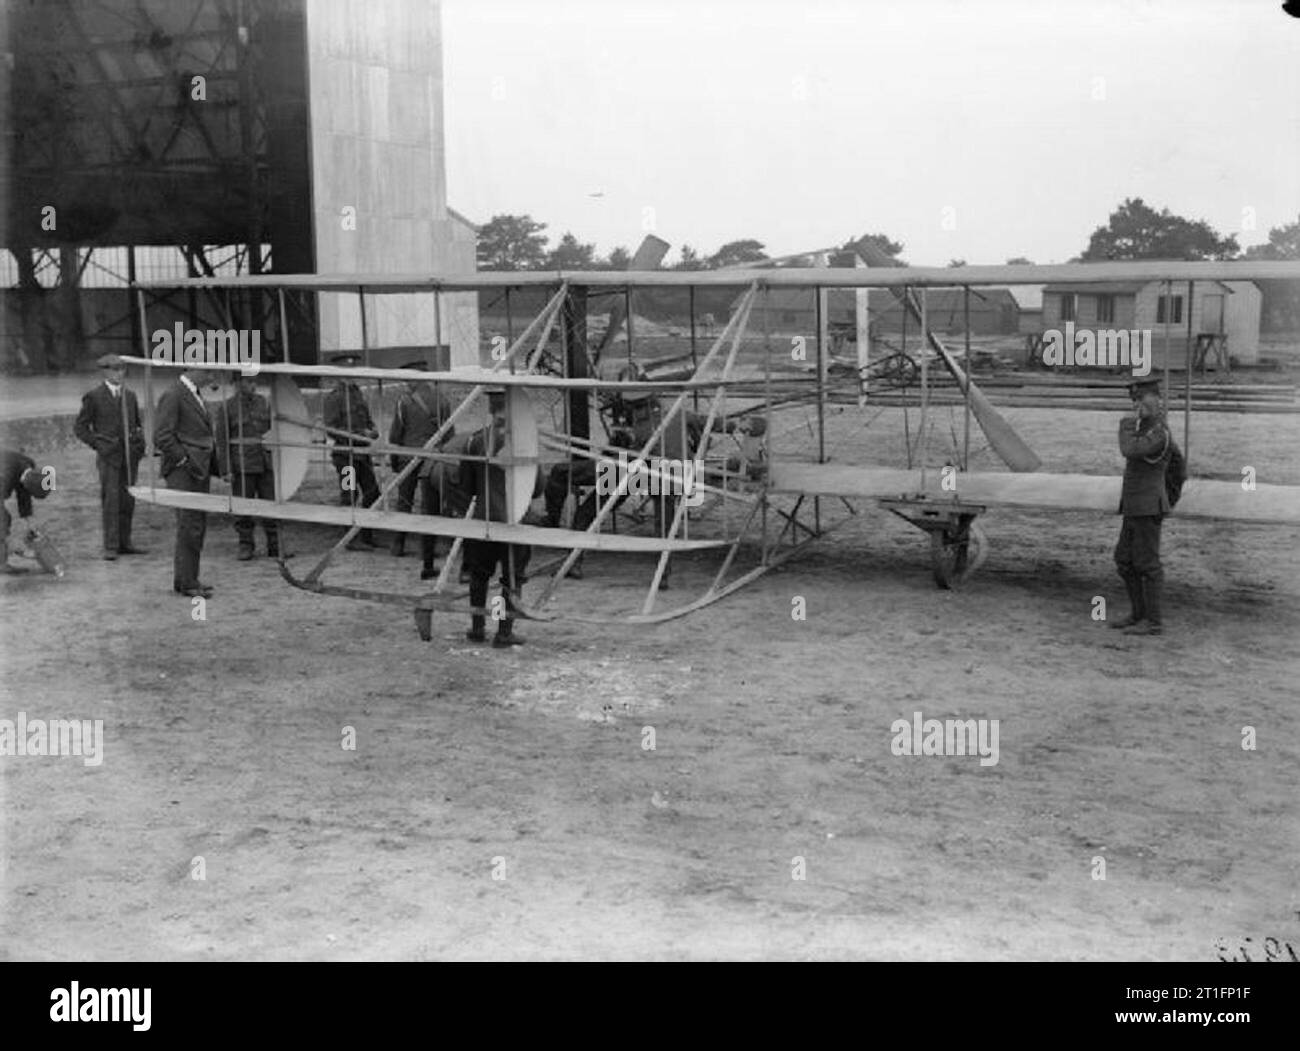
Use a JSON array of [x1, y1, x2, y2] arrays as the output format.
[[2, 356, 1180, 644]]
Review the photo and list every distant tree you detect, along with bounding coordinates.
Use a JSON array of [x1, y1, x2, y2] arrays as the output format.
[[947, 258, 967, 268], [673, 244, 707, 271], [1081, 197, 1239, 261], [1245, 216, 1300, 331], [606, 245, 632, 270], [843, 232, 906, 266], [1006, 256, 1034, 266], [707, 239, 768, 269], [1244, 216, 1300, 260], [477, 214, 549, 270], [546, 231, 598, 270]]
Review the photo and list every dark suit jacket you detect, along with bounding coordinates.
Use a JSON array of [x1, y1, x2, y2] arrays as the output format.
[[1, 448, 37, 519], [1118, 415, 1171, 517], [461, 425, 543, 524], [154, 379, 217, 479], [214, 389, 273, 476], [74, 382, 145, 469], [388, 384, 455, 470]]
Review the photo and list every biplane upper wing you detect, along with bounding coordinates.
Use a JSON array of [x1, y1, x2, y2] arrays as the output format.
[[132, 258, 1300, 291]]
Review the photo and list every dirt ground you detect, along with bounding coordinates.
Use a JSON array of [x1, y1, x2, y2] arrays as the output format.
[[2, 402, 1298, 960]]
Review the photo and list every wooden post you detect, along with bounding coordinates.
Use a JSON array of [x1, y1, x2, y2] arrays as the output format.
[[358, 286, 369, 367], [919, 286, 929, 486], [963, 285, 972, 472], [135, 289, 156, 495], [1162, 279, 1171, 403], [1184, 278, 1194, 467], [564, 285, 589, 445]]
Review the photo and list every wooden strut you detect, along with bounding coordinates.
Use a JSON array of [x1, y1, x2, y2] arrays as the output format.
[[430, 497, 476, 595], [535, 284, 760, 610], [508, 506, 854, 625], [642, 310, 756, 614], [301, 282, 569, 586], [536, 432, 758, 506]]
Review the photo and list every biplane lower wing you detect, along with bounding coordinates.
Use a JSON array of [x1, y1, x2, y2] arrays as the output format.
[[127, 488, 730, 552], [770, 463, 1300, 525]]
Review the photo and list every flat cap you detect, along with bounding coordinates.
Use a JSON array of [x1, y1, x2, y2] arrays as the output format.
[[1127, 377, 1162, 397], [97, 353, 123, 369]]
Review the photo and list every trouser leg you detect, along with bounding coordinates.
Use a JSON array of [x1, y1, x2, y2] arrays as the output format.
[[256, 470, 279, 551], [494, 544, 529, 644], [1133, 516, 1164, 629], [464, 540, 491, 639], [232, 472, 256, 548], [168, 469, 208, 587], [393, 467, 417, 554], [99, 459, 123, 552], [358, 457, 381, 545], [119, 473, 135, 548], [1113, 517, 1145, 624], [419, 476, 437, 571], [1119, 515, 1164, 635]]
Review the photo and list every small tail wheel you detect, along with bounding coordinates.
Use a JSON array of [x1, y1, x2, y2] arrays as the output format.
[[930, 519, 987, 590]]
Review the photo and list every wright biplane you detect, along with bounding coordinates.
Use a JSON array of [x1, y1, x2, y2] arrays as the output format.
[[120, 251, 1300, 634]]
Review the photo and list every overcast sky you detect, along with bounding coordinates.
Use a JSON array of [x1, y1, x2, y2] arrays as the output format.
[[443, 0, 1299, 266]]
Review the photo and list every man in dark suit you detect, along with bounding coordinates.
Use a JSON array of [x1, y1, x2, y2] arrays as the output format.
[[154, 367, 219, 598], [322, 352, 381, 550], [460, 390, 543, 648], [388, 361, 455, 574], [215, 376, 280, 560], [1, 448, 50, 573], [1113, 377, 1172, 637], [74, 353, 146, 559]]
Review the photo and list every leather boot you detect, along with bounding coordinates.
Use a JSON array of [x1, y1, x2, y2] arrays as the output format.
[[1125, 575, 1164, 636], [0, 539, 26, 574], [467, 576, 488, 641], [493, 616, 524, 648], [413, 602, 433, 642], [1111, 572, 1144, 629]]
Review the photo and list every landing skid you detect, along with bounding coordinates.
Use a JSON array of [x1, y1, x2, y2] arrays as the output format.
[[880, 495, 989, 589]]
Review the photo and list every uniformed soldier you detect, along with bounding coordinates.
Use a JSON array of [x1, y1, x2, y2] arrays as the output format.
[[460, 389, 541, 647], [388, 361, 455, 577], [0, 448, 51, 573], [1113, 376, 1172, 636], [215, 376, 280, 560], [73, 353, 146, 559], [322, 352, 381, 549]]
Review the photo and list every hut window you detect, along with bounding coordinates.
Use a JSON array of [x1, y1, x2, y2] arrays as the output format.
[[1096, 294, 1115, 323], [1156, 295, 1183, 324], [1059, 294, 1076, 321]]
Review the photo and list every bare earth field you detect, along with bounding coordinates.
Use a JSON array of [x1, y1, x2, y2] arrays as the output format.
[[2, 403, 1298, 961]]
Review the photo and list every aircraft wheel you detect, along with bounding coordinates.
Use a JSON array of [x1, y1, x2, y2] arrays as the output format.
[[930, 520, 987, 590]]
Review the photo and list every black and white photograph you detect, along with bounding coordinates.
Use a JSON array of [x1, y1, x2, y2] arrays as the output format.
[[2, 0, 1299, 988]]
